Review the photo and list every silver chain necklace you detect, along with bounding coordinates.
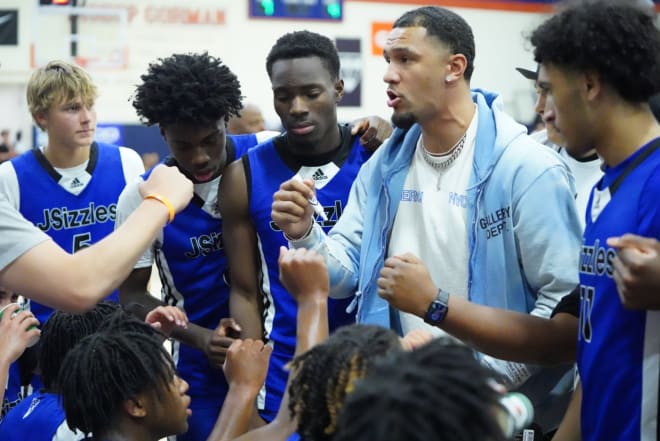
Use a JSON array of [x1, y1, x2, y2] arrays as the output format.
[[420, 133, 467, 190]]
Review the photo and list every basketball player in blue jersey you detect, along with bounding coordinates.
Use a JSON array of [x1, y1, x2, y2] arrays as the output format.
[[219, 30, 390, 422], [531, 3, 660, 440], [115, 52, 272, 441], [0, 60, 144, 323], [117, 52, 389, 439], [0, 60, 144, 413]]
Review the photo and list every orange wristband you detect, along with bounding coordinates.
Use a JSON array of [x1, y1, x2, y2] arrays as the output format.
[[144, 193, 175, 224]]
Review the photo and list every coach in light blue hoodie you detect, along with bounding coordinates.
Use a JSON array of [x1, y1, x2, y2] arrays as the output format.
[[286, 86, 582, 431], [276, 5, 582, 434], [290, 88, 580, 330]]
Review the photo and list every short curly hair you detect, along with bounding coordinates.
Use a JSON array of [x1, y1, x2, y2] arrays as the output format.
[[531, 0, 660, 103], [266, 30, 340, 81], [132, 52, 243, 127]]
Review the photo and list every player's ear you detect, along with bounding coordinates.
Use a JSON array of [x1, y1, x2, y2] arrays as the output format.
[[123, 396, 148, 419], [335, 79, 344, 103], [34, 111, 48, 131]]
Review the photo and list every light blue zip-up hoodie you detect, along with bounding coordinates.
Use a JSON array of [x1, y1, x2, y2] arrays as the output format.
[[291, 89, 582, 429], [295, 89, 580, 321]]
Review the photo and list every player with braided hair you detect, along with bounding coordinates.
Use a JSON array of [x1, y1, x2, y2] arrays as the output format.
[[205, 248, 423, 441], [287, 324, 403, 441], [334, 339, 507, 441], [58, 330, 190, 441]]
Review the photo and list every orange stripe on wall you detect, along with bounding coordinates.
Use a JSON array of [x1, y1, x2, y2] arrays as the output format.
[[350, 0, 557, 13], [353, 0, 660, 13]]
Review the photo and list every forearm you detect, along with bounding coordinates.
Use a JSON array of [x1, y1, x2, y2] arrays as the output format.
[[229, 418, 292, 441], [208, 385, 259, 441], [230, 291, 264, 340], [121, 289, 165, 320], [441, 296, 577, 365], [267, 297, 329, 432], [295, 298, 329, 355], [2, 200, 169, 312], [170, 322, 213, 351], [75, 199, 169, 285], [290, 224, 359, 300], [552, 382, 581, 441]]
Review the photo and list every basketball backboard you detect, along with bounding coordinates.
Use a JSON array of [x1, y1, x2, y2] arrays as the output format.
[[31, 5, 128, 70]]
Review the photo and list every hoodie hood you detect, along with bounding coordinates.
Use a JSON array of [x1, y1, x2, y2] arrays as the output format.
[[470, 89, 528, 185]]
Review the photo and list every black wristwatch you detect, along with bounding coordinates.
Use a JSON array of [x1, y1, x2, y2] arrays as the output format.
[[423, 288, 450, 325]]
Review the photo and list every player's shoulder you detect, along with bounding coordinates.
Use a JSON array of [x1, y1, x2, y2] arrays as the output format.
[[0, 158, 17, 177], [116, 146, 143, 163]]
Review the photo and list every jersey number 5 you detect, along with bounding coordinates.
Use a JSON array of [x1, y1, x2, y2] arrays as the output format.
[[73, 232, 92, 252]]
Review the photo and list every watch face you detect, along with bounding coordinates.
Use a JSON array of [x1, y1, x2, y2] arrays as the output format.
[[426, 300, 448, 325], [430, 307, 445, 321]]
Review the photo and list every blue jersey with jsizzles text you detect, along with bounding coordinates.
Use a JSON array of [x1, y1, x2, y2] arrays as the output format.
[[246, 128, 370, 415], [11, 142, 127, 324], [578, 139, 660, 441], [146, 135, 257, 403]]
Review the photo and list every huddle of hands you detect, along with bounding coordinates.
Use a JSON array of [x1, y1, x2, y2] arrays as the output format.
[[152, 245, 436, 395]]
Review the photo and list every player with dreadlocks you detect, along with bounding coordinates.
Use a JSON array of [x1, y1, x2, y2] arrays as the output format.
[[0, 301, 119, 440], [0, 301, 185, 441], [334, 339, 508, 441], [58, 329, 191, 441]]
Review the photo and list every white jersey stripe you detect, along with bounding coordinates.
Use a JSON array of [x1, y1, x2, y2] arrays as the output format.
[[256, 236, 274, 411], [155, 250, 184, 367]]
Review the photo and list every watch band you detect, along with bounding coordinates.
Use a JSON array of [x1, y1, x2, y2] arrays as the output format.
[[423, 288, 450, 325]]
